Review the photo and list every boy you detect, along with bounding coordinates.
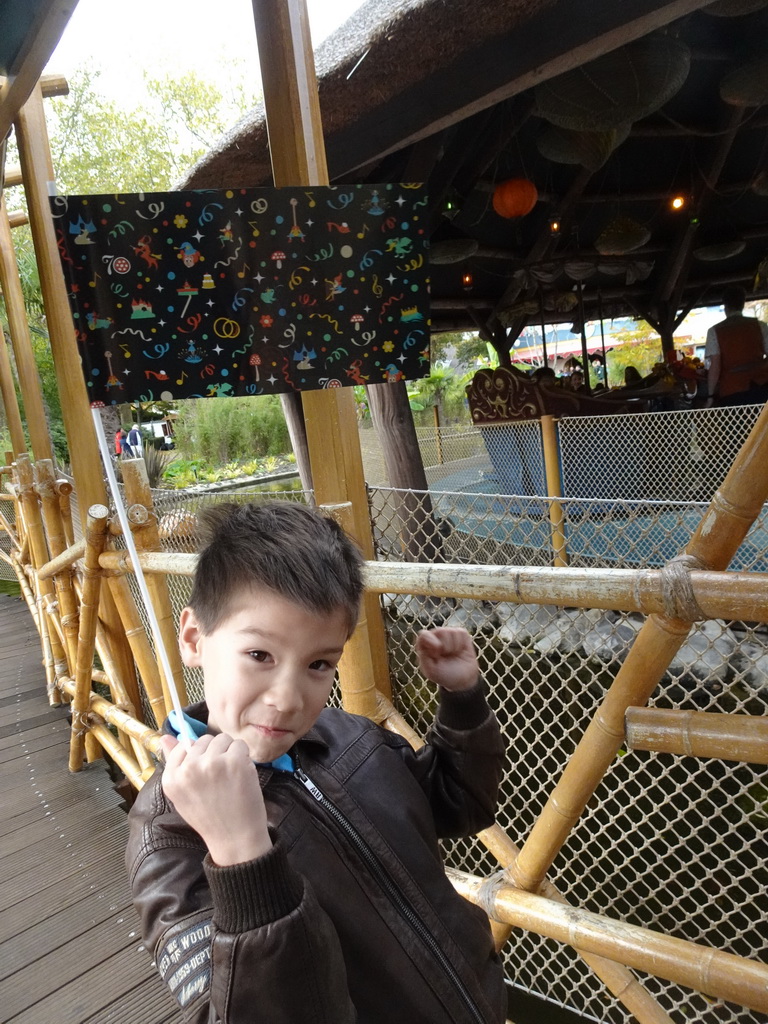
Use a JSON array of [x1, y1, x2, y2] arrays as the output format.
[[126, 501, 506, 1023]]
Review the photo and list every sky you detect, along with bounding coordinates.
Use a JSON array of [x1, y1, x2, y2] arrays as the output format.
[[46, 0, 365, 106]]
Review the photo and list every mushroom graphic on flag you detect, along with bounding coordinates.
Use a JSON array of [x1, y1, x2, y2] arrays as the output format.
[[250, 353, 261, 381], [351, 313, 364, 332], [271, 250, 286, 270]]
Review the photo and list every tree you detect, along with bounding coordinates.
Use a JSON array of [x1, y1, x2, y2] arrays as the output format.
[[2, 65, 260, 465]]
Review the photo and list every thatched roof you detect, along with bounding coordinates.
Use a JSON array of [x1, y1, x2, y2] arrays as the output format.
[[179, 0, 768, 340]]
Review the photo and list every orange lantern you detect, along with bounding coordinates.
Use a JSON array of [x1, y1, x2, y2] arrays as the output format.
[[492, 178, 538, 218]]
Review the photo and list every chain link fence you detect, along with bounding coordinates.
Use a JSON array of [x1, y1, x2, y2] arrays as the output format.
[[60, 408, 768, 1020], [369, 484, 768, 1024]]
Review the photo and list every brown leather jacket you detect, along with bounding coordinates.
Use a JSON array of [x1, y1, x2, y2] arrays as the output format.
[[125, 686, 507, 1023]]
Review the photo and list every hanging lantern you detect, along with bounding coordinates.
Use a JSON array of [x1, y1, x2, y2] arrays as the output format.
[[720, 54, 768, 107], [492, 178, 538, 219]]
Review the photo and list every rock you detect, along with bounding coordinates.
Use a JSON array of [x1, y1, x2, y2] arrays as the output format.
[[667, 619, 737, 682], [582, 614, 642, 661], [533, 608, 606, 656], [440, 600, 497, 633], [494, 603, 560, 646]]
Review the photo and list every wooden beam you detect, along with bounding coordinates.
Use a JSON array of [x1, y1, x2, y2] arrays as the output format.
[[0, 1, 78, 142], [251, 0, 391, 708], [326, 0, 714, 178]]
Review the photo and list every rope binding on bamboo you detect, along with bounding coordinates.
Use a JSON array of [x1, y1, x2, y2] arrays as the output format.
[[659, 553, 709, 622]]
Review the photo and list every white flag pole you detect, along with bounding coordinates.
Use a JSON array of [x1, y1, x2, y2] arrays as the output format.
[[91, 408, 194, 747]]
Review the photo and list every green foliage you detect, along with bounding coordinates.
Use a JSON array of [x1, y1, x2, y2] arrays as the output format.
[[172, 397, 290, 465], [606, 338, 664, 386], [44, 64, 260, 194]]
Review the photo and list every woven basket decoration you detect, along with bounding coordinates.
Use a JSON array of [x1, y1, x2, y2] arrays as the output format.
[[705, 0, 768, 16], [693, 239, 746, 260], [594, 216, 651, 255], [536, 123, 632, 171], [429, 238, 479, 264], [534, 35, 691, 131], [721, 54, 768, 106]]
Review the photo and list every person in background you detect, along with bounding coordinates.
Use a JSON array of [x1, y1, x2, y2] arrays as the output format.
[[704, 285, 768, 406], [114, 427, 125, 457], [124, 423, 142, 458]]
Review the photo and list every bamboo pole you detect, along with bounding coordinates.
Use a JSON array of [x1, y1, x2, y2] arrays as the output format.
[[56, 476, 75, 547], [252, 0, 391, 707], [540, 415, 568, 567], [37, 537, 85, 579], [15, 454, 69, 695], [626, 708, 768, 765], [120, 459, 187, 715], [34, 459, 79, 673], [448, 869, 768, 1014], [510, 402, 768, 894], [59, 675, 164, 762], [96, 545, 768, 625], [0, 195, 53, 461], [68, 505, 110, 771], [0, 319, 27, 455], [364, 561, 768, 622], [86, 720, 144, 791], [106, 572, 168, 726], [10, 552, 40, 631], [14, 87, 142, 699], [379, 698, 674, 1024]]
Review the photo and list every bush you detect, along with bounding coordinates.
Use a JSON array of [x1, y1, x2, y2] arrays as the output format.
[[173, 397, 290, 463]]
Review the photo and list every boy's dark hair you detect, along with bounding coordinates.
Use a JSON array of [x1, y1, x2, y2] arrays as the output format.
[[723, 285, 746, 312], [189, 500, 364, 635]]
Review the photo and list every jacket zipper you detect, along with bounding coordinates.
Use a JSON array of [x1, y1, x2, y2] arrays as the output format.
[[293, 762, 487, 1024]]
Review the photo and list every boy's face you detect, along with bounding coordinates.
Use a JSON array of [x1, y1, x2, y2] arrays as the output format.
[[179, 586, 349, 763]]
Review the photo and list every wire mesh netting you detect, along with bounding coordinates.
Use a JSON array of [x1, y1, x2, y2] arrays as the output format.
[[369, 484, 768, 1024], [60, 402, 768, 1021], [560, 404, 764, 502]]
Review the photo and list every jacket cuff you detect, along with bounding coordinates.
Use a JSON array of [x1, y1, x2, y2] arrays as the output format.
[[205, 841, 304, 933], [437, 680, 489, 730]]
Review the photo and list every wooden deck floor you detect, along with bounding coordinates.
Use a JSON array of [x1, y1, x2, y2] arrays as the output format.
[[0, 595, 182, 1024]]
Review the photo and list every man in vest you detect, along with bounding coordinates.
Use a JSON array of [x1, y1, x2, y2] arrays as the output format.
[[705, 286, 768, 406]]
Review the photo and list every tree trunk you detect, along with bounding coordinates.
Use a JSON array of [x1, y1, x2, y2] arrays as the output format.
[[366, 380, 444, 562], [281, 392, 313, 492]]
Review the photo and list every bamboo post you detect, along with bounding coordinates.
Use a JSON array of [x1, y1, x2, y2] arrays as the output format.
[[14, 86, 141, 699], [378, 696, 674, 1024], [252, 0, 391, 707], [0, 319, 27, 456], [106, 572, 168, 726], [510, 401, 768, 894], [0, 195, 53, 461], [540, 415, 568, 567], [56, 476, 75, 547], [625, 708, 768, 765], [34, 459, 79, 673], [69, 505, 109, 772], [448, 869, 768, 1014], [15, 453, 69, 698], [119, 458, 187, 715]]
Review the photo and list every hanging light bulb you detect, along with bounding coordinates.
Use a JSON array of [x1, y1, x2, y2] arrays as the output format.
[[461, 269, 473, 290], [549, 216, 561, 235], [670, 194, 686, 211]]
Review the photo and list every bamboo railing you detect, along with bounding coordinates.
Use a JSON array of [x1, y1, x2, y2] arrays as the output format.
[[1, 434, 767, 1018], [0, 12, 765, 1020]]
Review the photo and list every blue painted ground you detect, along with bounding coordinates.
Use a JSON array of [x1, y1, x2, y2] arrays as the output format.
[[430, 471, 768, 572]]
